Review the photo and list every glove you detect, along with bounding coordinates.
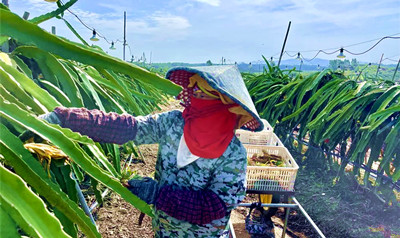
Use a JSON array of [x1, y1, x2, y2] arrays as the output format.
[[127, 177, 159, 205]]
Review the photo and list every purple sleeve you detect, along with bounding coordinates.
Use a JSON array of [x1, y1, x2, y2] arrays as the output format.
[[155, 185, 227, 225], [53, 106, 137, 144]]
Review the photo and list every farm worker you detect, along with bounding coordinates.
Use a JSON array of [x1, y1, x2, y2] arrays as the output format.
[[40, 65, 264, 237]]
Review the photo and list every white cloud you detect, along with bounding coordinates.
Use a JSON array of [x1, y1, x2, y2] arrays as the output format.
[[125, 12, 191, 41], [195, 0, 221, 7], [233, 0, 275, 6], [22, 0, 58, 16], [67, 8, 102, 22], [97, 3, 126, 13], [151, 13, 191, 30]]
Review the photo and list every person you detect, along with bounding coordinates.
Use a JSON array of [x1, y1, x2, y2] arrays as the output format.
[[41, 65, 264, 237]]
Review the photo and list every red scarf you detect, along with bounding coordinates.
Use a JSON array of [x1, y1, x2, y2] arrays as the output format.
[[182, 97, 237, 159]]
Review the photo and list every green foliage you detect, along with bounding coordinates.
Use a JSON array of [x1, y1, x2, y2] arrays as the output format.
[[0, 9, 181, 97], [0, 4, 181, 237], [0, 163, 70, 238], [245, 56, 399, 202], [0, 124, 100, 237], [29, 0, 78, 24]]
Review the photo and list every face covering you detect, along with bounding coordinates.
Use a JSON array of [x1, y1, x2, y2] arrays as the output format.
[[182, 96, 238, 159]]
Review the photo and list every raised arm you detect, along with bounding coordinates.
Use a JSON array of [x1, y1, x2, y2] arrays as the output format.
[[48, 107, 179, 145], [51, 106, 137, 144]]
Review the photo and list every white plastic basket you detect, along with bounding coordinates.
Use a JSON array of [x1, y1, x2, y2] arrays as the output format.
[[245, 145, 298, 192], [236, 130, 283, 146]]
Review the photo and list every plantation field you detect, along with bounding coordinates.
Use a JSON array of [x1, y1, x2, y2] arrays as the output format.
[[1, 3, 399, 238]]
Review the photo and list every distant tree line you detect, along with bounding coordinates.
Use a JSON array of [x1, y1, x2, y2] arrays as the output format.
[[329, 59, 359, 70]]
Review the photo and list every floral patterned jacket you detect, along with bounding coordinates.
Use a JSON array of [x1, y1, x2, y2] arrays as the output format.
[[52, 107, 247, 237], [133, 110, 247, 238]]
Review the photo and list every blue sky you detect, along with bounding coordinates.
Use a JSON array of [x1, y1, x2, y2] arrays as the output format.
[[9, 0, 400, 64]]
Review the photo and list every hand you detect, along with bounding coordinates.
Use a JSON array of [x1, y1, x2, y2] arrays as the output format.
[[126, 177, 159, 205]]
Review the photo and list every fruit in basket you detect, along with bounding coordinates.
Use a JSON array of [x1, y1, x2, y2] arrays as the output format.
[[248, 149, 285, 167]]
